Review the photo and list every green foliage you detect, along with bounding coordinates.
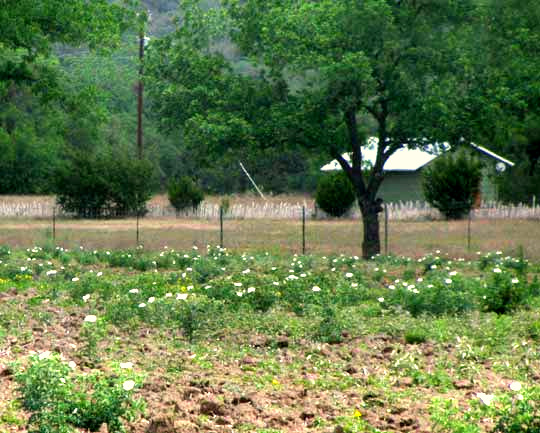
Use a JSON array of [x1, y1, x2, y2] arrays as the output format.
[[147, 0, 488, 257], [3, 245, 540, 432], [430, 398, 482, 433], [315, 306, 344, 344], [79, 318, 107, 366], [528, 320, 540, 341], [431, 385, 540, 433], [422, 149, 483, 219], [0, 245, 11, 259], [0, 81, 63, 193], [389, 275, 476, 317], [0, 0, 135, 99], [167, 176, 204, 212], [315, 172, 356, 217], [54, 150, 154, 218], [479, 271, 528, 315], [492, 389, 540, 433], [495, 161, 540, 205], [404, 329, 428, 345], [172, 296, 223, 341], [14, 353, 143, 433]]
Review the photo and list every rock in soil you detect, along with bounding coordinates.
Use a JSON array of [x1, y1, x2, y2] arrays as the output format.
[[0, 365, 12, 377], [276, 336, 289, 348], [146, 416, 199, 433], [182, 386, 202, 400], [453, 379, 474, 389], [199, 399, 227, 416], [146, 415, 175, 433]]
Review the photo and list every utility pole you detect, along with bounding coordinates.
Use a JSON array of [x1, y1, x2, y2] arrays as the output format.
[[137, 29, 144, 160], [137, 10, 150, 160]]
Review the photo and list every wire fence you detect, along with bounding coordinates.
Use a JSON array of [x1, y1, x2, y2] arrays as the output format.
[[1, 198, 540, 220], [0, 197, 539, 259]]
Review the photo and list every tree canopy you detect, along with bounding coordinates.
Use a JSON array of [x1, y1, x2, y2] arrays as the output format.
[[147, 0, 485, 257], [0, 0, 134, 83]]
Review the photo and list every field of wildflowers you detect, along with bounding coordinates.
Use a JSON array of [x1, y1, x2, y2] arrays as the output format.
[[0, 244, 539, 432]]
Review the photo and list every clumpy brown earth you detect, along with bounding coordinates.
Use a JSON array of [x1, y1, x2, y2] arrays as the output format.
[[1, 287, 532, 433]]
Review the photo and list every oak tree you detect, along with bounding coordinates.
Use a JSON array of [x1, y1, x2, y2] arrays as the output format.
[[147, 0, 481, 258]]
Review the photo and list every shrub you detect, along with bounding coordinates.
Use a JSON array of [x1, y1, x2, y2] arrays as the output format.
[[14, 353, 144, 433], [491, 385, 540, 433], [315, 172, 356, 217], [315, 305, 345, 344], [479, 271, 528, 314], [389, 275, 476, 316], [405, 329, 428, 344], [54, 150, 154, 218], [422, 149, 482, 219], [168, 176, 204, 212]]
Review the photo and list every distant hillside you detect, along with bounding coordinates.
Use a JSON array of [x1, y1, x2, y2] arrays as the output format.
[[142, 0, 179, 36]]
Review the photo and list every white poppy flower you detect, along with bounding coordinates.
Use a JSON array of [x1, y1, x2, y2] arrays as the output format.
[[122, 380, 135, 391]]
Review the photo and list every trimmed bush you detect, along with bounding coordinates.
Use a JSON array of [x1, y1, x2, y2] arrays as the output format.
[[168, 176, 204, 212], [54, 150, 154, 218], [315, 172, 356, 217], [422, 149, 483, 219]]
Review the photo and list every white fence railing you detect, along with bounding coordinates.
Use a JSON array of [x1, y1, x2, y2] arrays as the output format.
[[1, 197, 540, 221]]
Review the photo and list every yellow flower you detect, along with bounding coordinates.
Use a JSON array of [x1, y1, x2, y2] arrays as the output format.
[[354, 409, 362, 418], [272, 378, 280, 386]]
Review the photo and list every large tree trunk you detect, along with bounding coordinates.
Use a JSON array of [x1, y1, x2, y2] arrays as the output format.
[[359, 198, 383, 259], [340, 108, 385, 259]]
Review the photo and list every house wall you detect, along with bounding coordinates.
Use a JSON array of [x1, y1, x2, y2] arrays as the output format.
[[377, 162, 501, 204], [376, 171, 425, 203], [323, 148, 509, 204], [478, 160, 501, 202]]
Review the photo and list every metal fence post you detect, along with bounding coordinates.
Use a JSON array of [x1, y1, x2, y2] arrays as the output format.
[[467, 210, 472, 252], [52, 206, 56, 244], [136, 211, 140, 246], [384, 203, 389, 256], [220, 206, 224, 248], [302, 206, 306, 255]]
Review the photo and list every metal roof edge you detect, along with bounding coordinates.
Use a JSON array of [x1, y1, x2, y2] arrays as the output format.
[[470, 143, 515, 167]]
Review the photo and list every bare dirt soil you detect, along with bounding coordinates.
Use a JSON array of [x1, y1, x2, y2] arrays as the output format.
[[0, 288, 526, 433]]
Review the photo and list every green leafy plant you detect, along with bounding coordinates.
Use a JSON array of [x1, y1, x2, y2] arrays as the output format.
[[0, 245, 11, 259], [479, 270, 527, 314], [431, 384, 540, 433], [14, 353, 144, 433], [168, 176, 204, 212], [404, 328, 428, 344], [527, 320, 540, 340], [315, 305, 344, 344], [79, 316, 107, 365], [389, 275, 476, 316], [422, 149, 483, 219], [315, 172, 356, 218], [430, 398, 481, 433], [492, 386, 540, 432]]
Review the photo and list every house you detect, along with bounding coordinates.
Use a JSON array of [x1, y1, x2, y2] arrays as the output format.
[[320, 137, 515, 203]]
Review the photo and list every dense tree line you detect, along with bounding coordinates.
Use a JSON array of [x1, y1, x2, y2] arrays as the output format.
[[0, 0, 321, 203]]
